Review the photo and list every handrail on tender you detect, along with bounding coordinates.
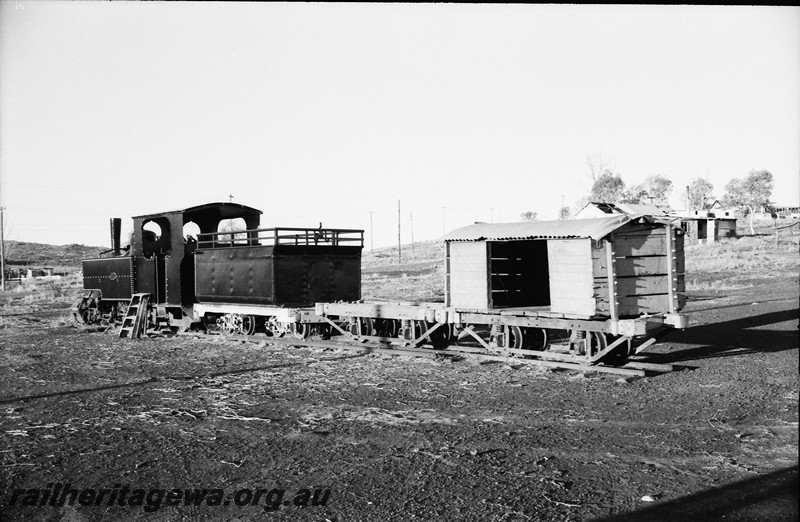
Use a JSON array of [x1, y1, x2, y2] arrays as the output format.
[[196, 227, 365, 249]]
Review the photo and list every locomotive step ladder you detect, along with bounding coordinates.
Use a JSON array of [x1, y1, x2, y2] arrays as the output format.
[[119, 293, 151, 339]]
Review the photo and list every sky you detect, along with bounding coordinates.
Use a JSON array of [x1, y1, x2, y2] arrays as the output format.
[[1, 3, 798, 249]]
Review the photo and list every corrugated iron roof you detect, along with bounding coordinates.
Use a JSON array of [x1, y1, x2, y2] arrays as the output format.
[[614, 203, 668, 216], [443, 215, 634, 242]]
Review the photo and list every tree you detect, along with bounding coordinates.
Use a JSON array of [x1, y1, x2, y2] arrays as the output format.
[[559, 206, 571, 220], [723, 170, 774, 234], [590, 172, 626, 203], [520, 211, 538, 221], [687, 178, 714, 210], [587, 153, 615, 182], [218, 218, 248, 243], [620, 183, 648, 204], [642, 175, 673, 206]]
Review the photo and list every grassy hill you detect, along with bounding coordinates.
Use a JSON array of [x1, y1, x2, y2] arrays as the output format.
[[361, 240, 446, 302], [2, 240, 105, 268]]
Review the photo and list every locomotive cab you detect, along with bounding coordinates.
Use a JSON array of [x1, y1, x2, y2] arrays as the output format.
[[129, 203, 262, 315], [76, 202, 263, 326]]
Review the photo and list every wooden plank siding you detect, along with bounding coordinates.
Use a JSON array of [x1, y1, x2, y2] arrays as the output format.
[[446, 242, 490, 308], [612, 231, 667, 257], [593, 255, 685, 277], [591, 224, 687, 317], [547, 239, 596, 317]]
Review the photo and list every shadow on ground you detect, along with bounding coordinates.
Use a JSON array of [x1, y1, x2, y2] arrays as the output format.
[[593, 465, 798, 522], [651, 307, 799, 363]]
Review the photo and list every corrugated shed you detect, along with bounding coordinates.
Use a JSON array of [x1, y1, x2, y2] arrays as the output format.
[[443, 215, 633, 242]]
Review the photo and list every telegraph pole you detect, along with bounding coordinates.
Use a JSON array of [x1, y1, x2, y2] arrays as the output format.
[[369, 211, 374, 252], [410, 211, 415, 256], [0, 206, 6, 291]]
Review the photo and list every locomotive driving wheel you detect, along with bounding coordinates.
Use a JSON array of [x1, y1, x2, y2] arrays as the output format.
[[72, 291, 102, 326], [113, 302, 129, 325]]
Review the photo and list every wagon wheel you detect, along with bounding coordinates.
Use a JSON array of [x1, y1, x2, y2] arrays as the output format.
[[410, 321, 450, 349], [507, 326, 524, 350], [242, 315, 257, 335], [411, 320, 429, 346], [375, 319, 399, 339], [293, 322, 311, 340], [268, 320, 286, 337], [598, 334, 629, 364], [317, 323, 332, 340], [524, 328, 548, 351], [586, 331, 608, 358], [356, 317, 375, 337], [425, 322, 452, 349]]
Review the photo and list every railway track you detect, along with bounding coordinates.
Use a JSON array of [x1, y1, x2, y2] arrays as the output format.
[[180, 331, 674, 378]]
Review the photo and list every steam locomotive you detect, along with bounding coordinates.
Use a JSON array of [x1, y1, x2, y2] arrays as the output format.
[[74, 202, 363, 337], [75, 201, 688, 366]]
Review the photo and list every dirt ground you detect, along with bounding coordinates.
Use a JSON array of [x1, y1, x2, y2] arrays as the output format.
[[1, 252, 798, 520]]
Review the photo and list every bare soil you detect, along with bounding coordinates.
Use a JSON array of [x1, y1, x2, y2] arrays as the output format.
[[1, 243, 798, 521]]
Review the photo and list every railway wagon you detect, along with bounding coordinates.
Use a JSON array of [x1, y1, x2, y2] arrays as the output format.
[[318, 214, 687, 365], [444, 214, 686, 319]]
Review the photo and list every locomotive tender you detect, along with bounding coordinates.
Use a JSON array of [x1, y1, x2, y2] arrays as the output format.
[[76, 202, 688, 368]]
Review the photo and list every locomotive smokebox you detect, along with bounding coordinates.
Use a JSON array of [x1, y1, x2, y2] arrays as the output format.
[[110, 218, 122, 255]]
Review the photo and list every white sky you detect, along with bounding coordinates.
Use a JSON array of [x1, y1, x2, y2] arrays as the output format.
[[1, 3, 798, 249]]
